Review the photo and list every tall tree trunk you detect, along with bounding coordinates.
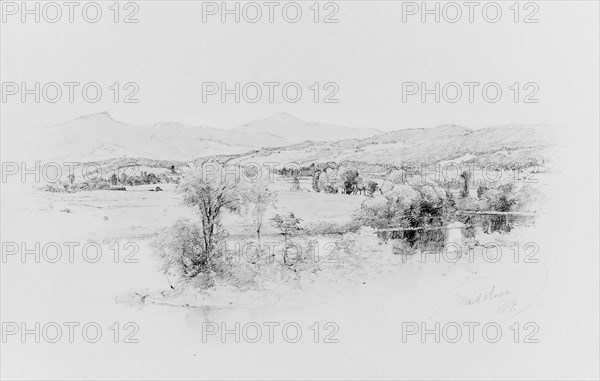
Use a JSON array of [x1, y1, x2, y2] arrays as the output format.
[[283, 235, 287, 264]]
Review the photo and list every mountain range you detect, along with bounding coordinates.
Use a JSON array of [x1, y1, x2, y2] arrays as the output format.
[[227, 123, 555, 170], [7, 112, 555, 169], [9, 112, 381, 162]]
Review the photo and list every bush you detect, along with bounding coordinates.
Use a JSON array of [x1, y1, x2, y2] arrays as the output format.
[[302, 220, 361, 235], [154, 219, 228, 285]]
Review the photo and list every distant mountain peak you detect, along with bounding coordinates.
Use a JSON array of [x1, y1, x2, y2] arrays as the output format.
[[13, 110, 549, 165], [235, 113, 382, 144], [269, 112, 303, 121], [240, 112, 304, 129], [431, 124, 472, 133], [71, 111, 116, 123], [152, 121, 187, 128]]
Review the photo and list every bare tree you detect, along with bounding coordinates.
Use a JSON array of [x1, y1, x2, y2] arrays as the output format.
[[240, 179, 277, 246]]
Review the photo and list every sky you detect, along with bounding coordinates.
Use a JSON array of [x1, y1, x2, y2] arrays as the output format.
[[1, 1, 599, 132]]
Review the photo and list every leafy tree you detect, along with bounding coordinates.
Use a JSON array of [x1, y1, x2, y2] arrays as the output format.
[[386, 183, 421, 226], [477, 185, 489, 199], [479, 183, 519, 233], [271, 213, 302, 264], [177, 164, 242, 264], [312, 170, 321, 192], [365, 180, 379, 196], [147, 173, 159, 184], [415, 183, 448, 226], [290, 175, 301, 191], [460, 171, 470, 198], [481, 183, 516, 212], [388, 169, 405, 185], [324, 168, 340, 193], [338, 168, 359, 194]]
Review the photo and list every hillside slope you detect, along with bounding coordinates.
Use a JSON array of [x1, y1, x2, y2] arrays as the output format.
[[8, 112, 555, 170], [11, 112, 289, 162], [235, 113, 383, 143], [227, 124, 555, 170]]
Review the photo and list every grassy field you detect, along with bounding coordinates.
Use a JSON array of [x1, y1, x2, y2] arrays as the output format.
[[1, 176, 548, 307], [0, 176, 573, 379]]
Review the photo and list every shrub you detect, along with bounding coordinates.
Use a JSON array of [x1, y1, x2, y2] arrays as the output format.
[[271, 213, 302, 265], [302, 220, 361, 235], [154, 219, 228, 284]]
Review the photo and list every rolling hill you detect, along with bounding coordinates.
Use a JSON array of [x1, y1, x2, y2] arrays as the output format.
[[7, 112, 556, 171], [234, 113, 383, 143], [10, 112, 288, 162], [11, 112, 385, 162], [226, 124, 556, 170]]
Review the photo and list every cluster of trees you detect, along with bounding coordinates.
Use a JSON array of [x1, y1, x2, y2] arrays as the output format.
[[44, 169, 179, 193], [278, 162, 338, 178], [311, 165, 379, 196], [356, 182, 453, 230], [109, 171, 176, 187], [278, 162, 383, 196], [156, 161, 538, 283], [44, 174, 112, 193], [157, 165, 281, 279], [356, 170, 536, 247], [467, 182, 536, 233], [159, 164, 353, 282]]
